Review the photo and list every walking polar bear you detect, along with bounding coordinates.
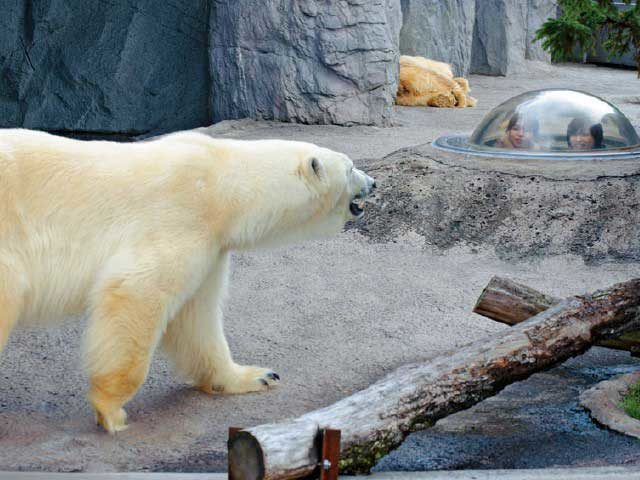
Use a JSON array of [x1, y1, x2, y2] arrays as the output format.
[[0, 129, 375, 433]]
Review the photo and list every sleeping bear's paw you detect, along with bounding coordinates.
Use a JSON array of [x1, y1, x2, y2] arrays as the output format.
[[200, 364, 280, 395]]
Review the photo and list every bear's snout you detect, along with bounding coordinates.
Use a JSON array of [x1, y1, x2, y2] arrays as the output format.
[[349, 170, 375, 218], [356, 171, 375, 198], [365, 174, 376, 194]]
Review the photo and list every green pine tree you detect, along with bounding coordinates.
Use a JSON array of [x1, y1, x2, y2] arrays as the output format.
[[535, 0, 640, 77]]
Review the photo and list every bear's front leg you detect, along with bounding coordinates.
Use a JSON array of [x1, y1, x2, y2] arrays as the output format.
[[85, 246, 205, 433], [162, 253, 280, 394], [85, 282, 165, 433]]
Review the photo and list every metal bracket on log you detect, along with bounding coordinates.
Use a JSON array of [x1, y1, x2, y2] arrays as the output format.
[[317, 429, 340, 480], [228, 427, 341, 480]]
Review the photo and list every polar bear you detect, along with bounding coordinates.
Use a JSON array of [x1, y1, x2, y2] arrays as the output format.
[[0, 129, 375, 433], [397, 55, 477, 108], [400, 55, 455, 79]]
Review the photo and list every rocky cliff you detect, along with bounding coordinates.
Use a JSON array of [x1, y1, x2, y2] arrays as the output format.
[[210, 0, 402, 126], [400, 0, 557, 76], [400, 0, 476, 77], [0, 0, 556, 136], [0, 0, 210, 137]]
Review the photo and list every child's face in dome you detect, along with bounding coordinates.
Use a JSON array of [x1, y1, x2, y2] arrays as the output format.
[[569, 133, 595, 150], [507, 124, 526, 148]]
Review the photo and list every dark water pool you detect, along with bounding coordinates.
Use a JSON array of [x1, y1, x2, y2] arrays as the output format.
[[374, 347, 640, 471]]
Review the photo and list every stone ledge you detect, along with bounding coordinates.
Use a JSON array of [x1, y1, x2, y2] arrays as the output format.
[[580, 371, 640, 439]]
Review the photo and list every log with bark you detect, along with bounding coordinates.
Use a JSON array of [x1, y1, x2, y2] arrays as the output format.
[[228, 278, 640, 480], [473, 276, 640, 355]]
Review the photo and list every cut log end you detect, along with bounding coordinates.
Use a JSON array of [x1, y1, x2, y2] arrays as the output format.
[[472, 276, 559, 325], [229, 431, 265, 480]]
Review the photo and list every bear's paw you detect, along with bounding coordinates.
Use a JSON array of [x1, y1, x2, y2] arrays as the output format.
[[201, 365, 280, 395]]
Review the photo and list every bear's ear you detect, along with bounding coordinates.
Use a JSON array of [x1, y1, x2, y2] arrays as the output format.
[[310, 157, 322, 178]]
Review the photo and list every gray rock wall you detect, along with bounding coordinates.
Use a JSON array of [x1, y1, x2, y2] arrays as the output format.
[[398, 0, 557, 77], [209, 0, 402, 126], [0, 0, 24, 127], [470, 0, 558, 75], [1, 0, 403, 133], [399, 0, 475, 76], [0, 0, 210, 136], [0, 0, 562, 134], [470, 0, 528, 76]]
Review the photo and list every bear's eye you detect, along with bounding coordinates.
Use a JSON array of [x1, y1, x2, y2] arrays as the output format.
[[311, 157, 321, 177]]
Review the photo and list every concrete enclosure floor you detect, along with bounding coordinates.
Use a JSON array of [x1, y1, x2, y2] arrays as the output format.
[[1, 62, 639, 472]]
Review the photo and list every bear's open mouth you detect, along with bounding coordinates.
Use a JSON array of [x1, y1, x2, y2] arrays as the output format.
[[350, 198, 365, 217]]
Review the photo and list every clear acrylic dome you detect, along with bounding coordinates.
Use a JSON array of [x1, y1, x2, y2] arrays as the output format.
[[469, 89, 640, 153]]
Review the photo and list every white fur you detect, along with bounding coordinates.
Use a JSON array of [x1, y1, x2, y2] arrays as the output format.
[[0, 128, 372, 432]]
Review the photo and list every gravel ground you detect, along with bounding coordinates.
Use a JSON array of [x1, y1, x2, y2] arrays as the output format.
[[1, 61, 639, 472]]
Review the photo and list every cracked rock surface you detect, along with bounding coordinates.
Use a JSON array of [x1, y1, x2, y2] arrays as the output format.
[[1, 0, 403, 133], [399, 0, 476, 76], [209, 0, 402, 126], [399, 0, 556, 77], [0, 0, 211, 136]]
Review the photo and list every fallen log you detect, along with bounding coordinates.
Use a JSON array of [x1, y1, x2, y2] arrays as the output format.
[[473, 276, 640, 355], [228, 278, 640, 480]]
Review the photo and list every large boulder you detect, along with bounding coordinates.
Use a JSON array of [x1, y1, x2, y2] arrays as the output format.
[[399, 0, 476, 77], [398, 0, 557, 78], [470, 0, 528, 75], [470, 0, 557, 75], [209, 0, 402, 126], [0, 0, 210, 136]]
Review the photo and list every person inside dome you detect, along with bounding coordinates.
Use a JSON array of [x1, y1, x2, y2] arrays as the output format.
[[566, 117, 604, 150], [497, 114, 538, 149]]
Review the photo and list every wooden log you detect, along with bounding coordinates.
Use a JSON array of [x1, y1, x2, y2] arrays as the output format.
[[228, 278, 640, 480], [472, 276, 559, 325], [473, 276, 640, 355]]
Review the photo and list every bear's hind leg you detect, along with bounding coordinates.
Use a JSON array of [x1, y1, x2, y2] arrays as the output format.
[[162, 253, 280, 395], [85, 279, 173, 433], [0, 265, 24, 356]]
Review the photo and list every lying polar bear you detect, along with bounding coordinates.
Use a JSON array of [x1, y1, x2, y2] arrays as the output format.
[[0, 129, 375, 433], [397, 55, 477, 108]]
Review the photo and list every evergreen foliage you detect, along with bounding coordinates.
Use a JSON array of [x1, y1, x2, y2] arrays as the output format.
[[535, 0, 640, 76]]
